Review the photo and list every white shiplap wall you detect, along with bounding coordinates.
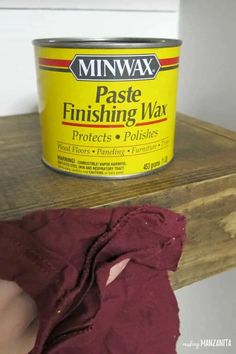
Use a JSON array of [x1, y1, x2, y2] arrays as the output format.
[[0, 0, 178, 11], [178, 0, 236, 131], [0, 1, 179, 116]]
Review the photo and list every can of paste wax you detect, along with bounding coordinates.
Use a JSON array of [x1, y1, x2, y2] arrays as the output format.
[[33, 38, 182, 178]]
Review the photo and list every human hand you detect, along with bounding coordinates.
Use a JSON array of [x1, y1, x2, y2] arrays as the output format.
[[0, 259, 129, 354], [0, 279, 39, 354]]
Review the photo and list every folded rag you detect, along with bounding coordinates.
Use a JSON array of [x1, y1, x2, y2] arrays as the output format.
[[0, 205, 186, 354]]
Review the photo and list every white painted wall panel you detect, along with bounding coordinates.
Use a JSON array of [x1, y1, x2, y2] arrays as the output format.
[[176, 268, 236, 354], [0, 9, 178, 116], [0, 0, 179, 11], [178, 0, 236, 131]]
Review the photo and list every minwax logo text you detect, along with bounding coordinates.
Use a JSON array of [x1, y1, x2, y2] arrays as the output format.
[[69, 54, 160, 81]]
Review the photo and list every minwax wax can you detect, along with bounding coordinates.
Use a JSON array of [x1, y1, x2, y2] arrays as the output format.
[[33, 38, 182, 178]]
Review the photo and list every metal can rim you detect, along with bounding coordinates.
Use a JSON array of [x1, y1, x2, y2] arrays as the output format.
[[32, 37, 182, 48]]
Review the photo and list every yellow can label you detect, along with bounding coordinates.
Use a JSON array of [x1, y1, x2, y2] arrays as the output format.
[[34, 45, 180, 178]]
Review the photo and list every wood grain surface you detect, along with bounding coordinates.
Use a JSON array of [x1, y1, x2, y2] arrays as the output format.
[[0, 112, 236, 289]]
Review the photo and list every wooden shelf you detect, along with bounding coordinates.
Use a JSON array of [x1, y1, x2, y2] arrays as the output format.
[[1, 112, 236, 289]]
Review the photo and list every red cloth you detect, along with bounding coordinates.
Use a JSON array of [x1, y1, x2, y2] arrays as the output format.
[[0, 205, 186, 354]]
